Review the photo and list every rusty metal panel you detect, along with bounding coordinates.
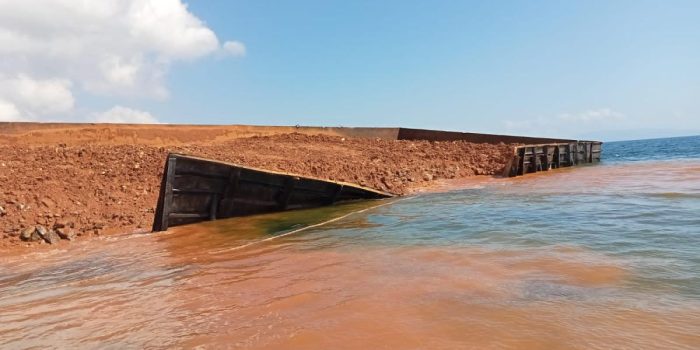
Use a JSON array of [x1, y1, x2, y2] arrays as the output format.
[[397, 128, 577, 144], [506, 141, 603, 177], [152, 154, 393, 231]]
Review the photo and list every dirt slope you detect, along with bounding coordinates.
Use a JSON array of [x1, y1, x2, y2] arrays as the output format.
[[0, 125, 515, 250]]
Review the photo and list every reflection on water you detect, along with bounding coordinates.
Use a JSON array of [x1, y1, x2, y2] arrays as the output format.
[[1, 158, 700, 349]]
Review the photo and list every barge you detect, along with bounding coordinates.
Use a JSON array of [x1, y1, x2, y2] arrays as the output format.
[[152, 154, 392, 231], [151, 127, 602, 231]]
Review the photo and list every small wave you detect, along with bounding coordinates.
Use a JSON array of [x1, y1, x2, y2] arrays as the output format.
[[643, 192, 700, 199]]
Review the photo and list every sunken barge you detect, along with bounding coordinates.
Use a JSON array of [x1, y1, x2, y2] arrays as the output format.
[[153, 127, 601, 231]]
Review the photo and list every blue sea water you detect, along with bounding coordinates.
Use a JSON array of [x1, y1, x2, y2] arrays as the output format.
[[359, 135, 700, 296], [604, 135, 700, 163]]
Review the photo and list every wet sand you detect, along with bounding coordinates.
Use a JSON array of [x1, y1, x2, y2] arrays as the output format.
[[0, 123, 514, 250]]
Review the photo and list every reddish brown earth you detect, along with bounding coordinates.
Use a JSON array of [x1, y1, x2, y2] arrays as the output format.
[[0, 124, 515, 250]]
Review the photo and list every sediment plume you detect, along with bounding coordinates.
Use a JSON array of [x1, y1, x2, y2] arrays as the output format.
[[0, 128, 514, 249]]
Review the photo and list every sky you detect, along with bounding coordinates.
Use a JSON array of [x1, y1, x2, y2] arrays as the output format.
[[0, 0, 699, 141]]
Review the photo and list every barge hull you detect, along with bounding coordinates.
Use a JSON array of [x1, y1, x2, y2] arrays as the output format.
[[504, 141, 602, 177], [152, 154, 392, 231]]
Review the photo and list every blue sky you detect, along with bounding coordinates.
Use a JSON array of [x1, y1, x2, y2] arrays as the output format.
[[1, 1, 699, 141]]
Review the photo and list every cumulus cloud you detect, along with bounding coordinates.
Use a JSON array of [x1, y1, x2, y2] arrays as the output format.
[[0, 99, 22, 121], [93, 105, 159, 124], [223, 41, 247, 57], [0, 0, 244, 121], [0, 75, 74, 120], [503, 108, 627, 138]]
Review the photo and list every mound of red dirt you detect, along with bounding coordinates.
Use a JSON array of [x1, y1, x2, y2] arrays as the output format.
[[0, 133, 514, 249]]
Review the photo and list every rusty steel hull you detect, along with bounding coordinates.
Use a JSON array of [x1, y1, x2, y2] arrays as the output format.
[[504, 141, 602, 177], [152, 154, 392, 231], [396, 127, 578, 145]]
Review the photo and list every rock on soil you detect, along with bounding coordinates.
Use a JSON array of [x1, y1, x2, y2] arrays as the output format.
[[0, 133, 515, 249], [20, 227, 40, 242], [18, 225, 64, 244], [55, 228, 76, 241], [41, 230, 61, 245]]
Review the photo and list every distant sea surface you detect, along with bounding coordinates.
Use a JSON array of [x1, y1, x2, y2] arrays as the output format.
[[1, 136, 699, 349]]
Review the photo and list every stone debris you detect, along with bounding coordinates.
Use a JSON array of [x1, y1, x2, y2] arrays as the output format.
[[42, 230, 61, 245], [20, 227, 40, 242], [18, 225, 73, 244], [40, 198, 55, 208], [56, 228, 76, 241]]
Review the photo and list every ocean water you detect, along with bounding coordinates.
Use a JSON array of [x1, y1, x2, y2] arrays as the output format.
[[1, 136, 699, 349]]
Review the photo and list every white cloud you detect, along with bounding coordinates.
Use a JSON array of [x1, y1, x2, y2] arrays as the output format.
[[503, 108, 628, 139], [0, 75, 74, 120], [0, 0, 244, 121], [127, 0, 220, 60], [223, 41, 247, 57], [93, 105, 159, 124], [0, 99, 22, 121], [557, 108, 625, 122]]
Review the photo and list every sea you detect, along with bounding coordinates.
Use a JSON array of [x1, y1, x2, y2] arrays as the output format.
[[1, 136, 699, 349]]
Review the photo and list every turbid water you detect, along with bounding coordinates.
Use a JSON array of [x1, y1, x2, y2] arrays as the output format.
[[1, 136, 699, 349]]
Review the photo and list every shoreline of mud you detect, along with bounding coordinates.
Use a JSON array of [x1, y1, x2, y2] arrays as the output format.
[[0, 176, 503, 256], [1, 124, 516, 251]]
